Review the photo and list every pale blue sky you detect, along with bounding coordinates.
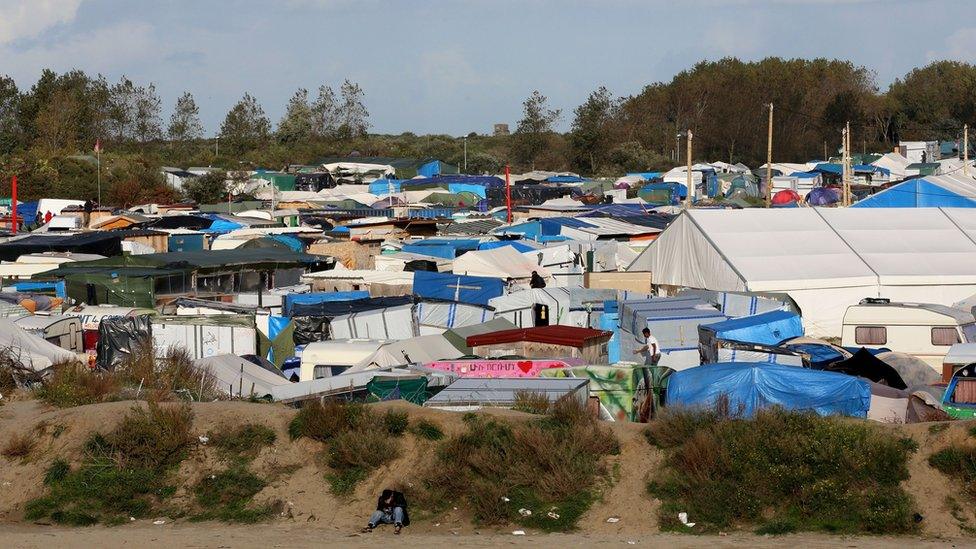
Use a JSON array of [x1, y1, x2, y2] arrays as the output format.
[[1, 0, 974, 135]]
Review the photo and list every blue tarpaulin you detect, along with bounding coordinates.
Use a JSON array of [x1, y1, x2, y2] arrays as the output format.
[[402, 239, 480, 259], [477, 240, 538, 253], [413, 271, 504, 306], [369, 179, 405, 195], [699, 310, 803, 346], [201, 214, 244, 234], [12, 280, 66, 299], [852, 177, 976, 208], [409, 175, 504, 188], [667, 362, 871, 417], [282, 291, 369, 317]]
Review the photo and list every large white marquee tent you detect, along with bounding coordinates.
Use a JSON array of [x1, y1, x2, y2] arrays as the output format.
[[627, 208, 976, 336]]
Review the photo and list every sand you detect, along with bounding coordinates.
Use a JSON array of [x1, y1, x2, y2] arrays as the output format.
[[1, 398, 975, 547]]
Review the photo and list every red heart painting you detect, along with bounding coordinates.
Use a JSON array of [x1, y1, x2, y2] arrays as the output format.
[[516, 361, 533, 374]]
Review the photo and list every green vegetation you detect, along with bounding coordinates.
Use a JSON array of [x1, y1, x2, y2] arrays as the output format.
[[190, 467, 275, 523], [645, 406, 918, 535], [417, 398, 619, 532], [25, 403, 193, 525], [289, 401, 400, 496], [410, 419, 445, 441], [928, 422, 950, 435], [36, 345, 218, 408], [209, 423, 276, 463]]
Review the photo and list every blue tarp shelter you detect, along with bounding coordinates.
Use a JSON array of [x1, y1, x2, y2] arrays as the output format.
[[667, 362, 871, 417], [368, 179, 405, 195], [852, 176, 976, 208], [413, 271, 504, 306], [402, 238, 480, 259], [698, 310, 803, 346], [282, 291, 369, 317], [477, 240, 539, 253]]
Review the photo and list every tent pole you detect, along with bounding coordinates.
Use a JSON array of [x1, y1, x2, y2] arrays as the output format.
[[505, 164, 512, 223], [685, 130, 693, 209], [10, 175, 16, 235], [765, 103, 773, 208]]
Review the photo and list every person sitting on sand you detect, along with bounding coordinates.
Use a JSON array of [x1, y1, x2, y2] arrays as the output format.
[[362, 489, 409, 535]]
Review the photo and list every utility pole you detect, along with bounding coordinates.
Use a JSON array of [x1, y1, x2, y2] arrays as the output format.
[[765, 103, 773, 208], [462, 136, 468, 173], [215, 135, 220, 157], [965, 124, 970, 177], [685, 130, 693, 209], [842, 122, 851, 207]]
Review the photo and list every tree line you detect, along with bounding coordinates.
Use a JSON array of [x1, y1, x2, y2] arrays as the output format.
[[0, 57, 974, 205]]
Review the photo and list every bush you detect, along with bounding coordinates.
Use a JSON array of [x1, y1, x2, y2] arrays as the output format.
[[116, 344, 217, 402], [383, 410, 409, 436], [417, 399, 617, 531], [289, 400, 401, 496], [2, 431, 36, 460], [25, 403, 194, 525], [513, 391, 552, 415], [209, 423, 276, 462], [645, 406, 917, 534], [410, 419, 444, 441], [191, 466, 274, 523], [36, 364, 119, 408]]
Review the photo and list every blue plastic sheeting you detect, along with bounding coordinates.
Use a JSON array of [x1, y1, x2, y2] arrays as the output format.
[[418, 161, 443, 177], [626, 172, 663, 180], [540, 217, 594, 236], [792, 171, 820, 179], [413, 271, 504, 306], [667, 362, 871, 418], [852, 178, 976, 208], [448, 183, 487, 199], [813, 163, 843, 175], [402, 239, 479, 259], [600, 311, 621, 363], [282, 291, 369, 317], [783, 342, 846, 368], [415, 175, 505, 188], [266, 315, 292, 362], [369, 179, 405, 195], [269, 234, 305, 252], [547, 175, 586, 183], [17, 201, 38, 225], [12, 280, 66, 299], [332, 226, 350, 233], [201, 214, 244, 234], [477, 240, 538, 253], [499, 221, 542, 239], [700, 310, 803, 346], [806, 187, 840, 206]]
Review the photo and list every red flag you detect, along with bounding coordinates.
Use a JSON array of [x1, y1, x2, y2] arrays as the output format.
[[94, 139, 102, 154]]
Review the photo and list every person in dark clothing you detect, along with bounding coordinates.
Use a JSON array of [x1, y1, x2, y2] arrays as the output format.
[[529, 270, 547, 289], [362, 489, 409, 535], [83, 199, 93, 227]]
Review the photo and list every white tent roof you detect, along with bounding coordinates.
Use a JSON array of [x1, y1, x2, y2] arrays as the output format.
[[452, 246, 550, 280], [350, 334, 464, 371], [195, 354, 289, 399], [629, 208, 976, 291], [0, 318, 78, 373], [871, 152, 912, 179]]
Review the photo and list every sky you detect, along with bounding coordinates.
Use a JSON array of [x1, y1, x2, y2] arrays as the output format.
[[1, 0, 974, 136]]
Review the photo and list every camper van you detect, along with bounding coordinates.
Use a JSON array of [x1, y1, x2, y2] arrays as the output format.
[[841, 299, 976, 371], [13, 315, 84, 353], [299, 339, 391, 381]]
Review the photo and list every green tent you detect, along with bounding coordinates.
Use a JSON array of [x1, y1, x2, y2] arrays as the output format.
[[366, 376, 429, 405]]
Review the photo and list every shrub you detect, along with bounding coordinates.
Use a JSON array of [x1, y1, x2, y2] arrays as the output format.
[[191, 466, 274, 523], [2, 432, 35, 460], [513, 390, 552, 415], [25, 403, 194, 525], [289, 400, 401, 496], [116, 344, 217, 402], [410, 419, 445, 441], [645, 406, 917, 534], [417, 398, 617, 531], [36, 364, 120, 408], [209, 424, 276, 462], [383, 410, 409, 436]]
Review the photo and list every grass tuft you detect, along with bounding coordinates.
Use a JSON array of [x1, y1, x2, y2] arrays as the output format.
[[2, 431, 36, 460], [410, 419, 445, 441], [383, 410, 409, 436], [209, 423, 276, 462], [512, 390, 552, 415], [191, 466, 274, 523], [645, 405, 917, 535]]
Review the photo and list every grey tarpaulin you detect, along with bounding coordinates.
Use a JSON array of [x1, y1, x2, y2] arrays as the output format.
[[97, 315, 152, 370]]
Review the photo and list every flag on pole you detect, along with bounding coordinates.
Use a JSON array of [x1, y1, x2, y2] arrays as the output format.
[[94, 139, 102, 154]]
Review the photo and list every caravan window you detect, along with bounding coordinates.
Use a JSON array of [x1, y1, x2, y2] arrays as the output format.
[[855, 326, 886, 345], [932, 327, 961, 346]]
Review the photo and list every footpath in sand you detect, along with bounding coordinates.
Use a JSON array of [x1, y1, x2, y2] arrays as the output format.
[[1, 398, 975, 545]]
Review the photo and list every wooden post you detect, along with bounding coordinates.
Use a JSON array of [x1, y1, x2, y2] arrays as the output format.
[[965, 124, 970, 177], [10, 175, 16, 234], [765, 103, 773, 208], [504, 164, 512, 223]]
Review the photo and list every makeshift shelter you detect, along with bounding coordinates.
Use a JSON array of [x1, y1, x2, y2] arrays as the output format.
[[351, 334, 465, 370], [152, 315, 259, 361], [540, 364, 644, 421], [291, 296, 416, 344], [196, 354, 290, 399], [467, 325, 612, 363], [667, 362, 872, 417], [423, 377, 589, 410], [0, 317, 78, 374], [698, 310, 804, 364], [619, 296, 728, 369], [823, 348, 907, 389], [452, 246, 551, 282], [852, 174, 976, 208], [487, 287, 615, 329], [442, 318, 518, 354], [412, 271, 504, 306], [415, 298, 494, 334], [628, 208, 976, 337], [0, 232, 123, 261], [281, 291, 369, 317]]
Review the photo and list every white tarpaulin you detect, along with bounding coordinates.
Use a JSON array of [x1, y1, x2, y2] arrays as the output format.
[[195, 354, 289, 399], [416, 300, 494, 334], [628, 208, 976, 337], [328, 304, 416, 340], [453, 246, 550, 280], [350, 334, 464, 371], [488, 288, 571, 328], [0, 318, 78, 373]]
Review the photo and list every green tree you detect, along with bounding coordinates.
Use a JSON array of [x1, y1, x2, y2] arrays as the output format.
[[220, 93, 270, 155], [0, 75, 22, 153], [277, 88, 314, 143], [512, 90, 561, 169], [311, 84, 339, 138], [168, 91, 204, 143], [570, 86, 617, 174], [133, 83, 163, 143], [182, 170, 228, 204], [337, 80, 369, 139]]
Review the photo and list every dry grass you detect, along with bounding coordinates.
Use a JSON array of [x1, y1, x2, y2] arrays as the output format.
[[417, 398, 619, 531], [2, 431, 36, 460], [512, 390, 553, 415], [35, 363, 120, 408]]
